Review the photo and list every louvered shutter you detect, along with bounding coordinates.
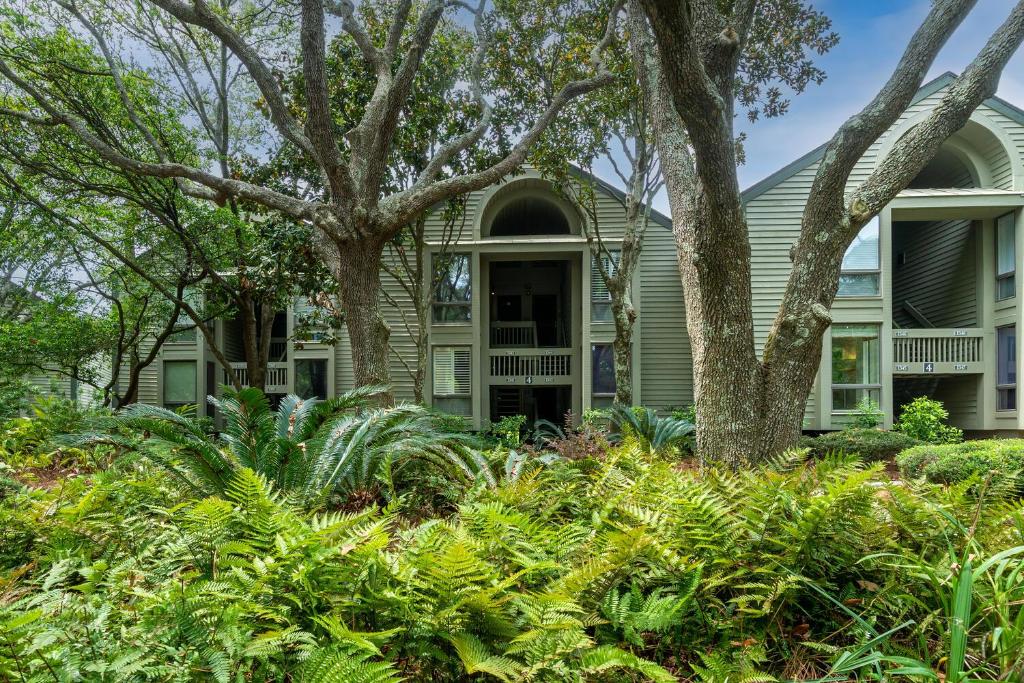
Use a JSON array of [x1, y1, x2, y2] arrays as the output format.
[[433, 347, 471, 396], [590, 251, 619, 302]]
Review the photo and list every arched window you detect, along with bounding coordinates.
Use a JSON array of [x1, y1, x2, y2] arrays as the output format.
[[490, 196, 570, 236], [479, 177, 580, 238]]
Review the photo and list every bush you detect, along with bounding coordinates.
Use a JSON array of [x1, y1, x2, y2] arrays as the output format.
[[894, 397, 963, 444], [850, 397, 884, 429], [799, 428, 920, 462], [897, 438, 1024, 487]]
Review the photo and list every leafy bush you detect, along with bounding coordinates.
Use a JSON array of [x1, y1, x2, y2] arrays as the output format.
[[3, 418, 1023, 681], [531, 412, 610, 461], [894, 396, 963, 444], [799, 428, 920, 462], [77, 386, 492, 509], [610, 406, 695, 455], [850, 397, 884, 428], [897, 438, 1024, 487], [486, 414, 527, 448], [1, 395, 110, 471]]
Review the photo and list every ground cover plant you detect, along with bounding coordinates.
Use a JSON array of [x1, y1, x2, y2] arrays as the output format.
[[1, 391, 1022, 681]]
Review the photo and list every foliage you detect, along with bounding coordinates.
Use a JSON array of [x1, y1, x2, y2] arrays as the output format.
[[3, 406, 1024, 680], [610, 406, 695, 455], [895, 397, 964, 444], [76, 387, 492, 509], [487, 414, 528, 449], [897, 438, 1024, 488], [851, 397, 885, 429], [531, 412, 611, 461], [799, 428, 920, 463], [0, 395, 110, 471]]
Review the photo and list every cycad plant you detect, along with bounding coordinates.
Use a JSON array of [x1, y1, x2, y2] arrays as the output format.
[[609, 406, 695, 455], [77, 386, 493, 507]]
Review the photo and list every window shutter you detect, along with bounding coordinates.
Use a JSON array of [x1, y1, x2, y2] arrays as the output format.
[[591, 251, 619, 301], [433, 347, 471, 396]]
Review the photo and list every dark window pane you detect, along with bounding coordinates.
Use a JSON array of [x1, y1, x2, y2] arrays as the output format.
[[998, 326, 1016, 386], [592, 344, 616, 396], [837, 272, 880, 297], [998, 275, 1016, 301], [433, 303, 471, 322], [433, 254, 471, 301], [164, 360, 197, 407], [832, 387, 880, 412], [294, 359, 328, 400]]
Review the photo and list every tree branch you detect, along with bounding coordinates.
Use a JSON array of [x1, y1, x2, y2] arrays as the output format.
[[146, 0, 317, 159]]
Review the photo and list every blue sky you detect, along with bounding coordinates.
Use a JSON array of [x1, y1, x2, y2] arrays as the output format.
[[618, 0, 1024, 213]]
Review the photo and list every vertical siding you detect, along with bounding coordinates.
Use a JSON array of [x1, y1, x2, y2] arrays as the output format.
[[892, 219, 977, 328]]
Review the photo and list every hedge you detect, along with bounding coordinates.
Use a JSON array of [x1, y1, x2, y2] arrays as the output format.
[[799, 428, 920, 462], [896, 439, 1024, 487]]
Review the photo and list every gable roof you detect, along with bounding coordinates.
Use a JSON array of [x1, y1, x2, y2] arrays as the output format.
[[740, 71, 1024, 204], [567, 164, 673, 229]]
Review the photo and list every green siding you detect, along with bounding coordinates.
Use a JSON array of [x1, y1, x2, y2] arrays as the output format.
[[638, 227, 693, 410], [892, 219, 977, 328]]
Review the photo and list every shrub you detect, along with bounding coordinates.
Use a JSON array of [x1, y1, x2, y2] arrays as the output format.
[[531, 411, 610, 461], [894, 396, 963, 444], [850, 397, 884, 429], [799, 428, 920, 462], [897, 438, 1024, 487], [610, 406, 695, 455], [486, 414, 527, 448], [75, 386, 493, 508]]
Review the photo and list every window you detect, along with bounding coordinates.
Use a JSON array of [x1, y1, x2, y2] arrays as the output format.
[[163, 360, 197, 410], [591, 251, 620, 323], [997, 212, 1015, 301], [830, 324, 880, 411], [432, 253, 471, 323], [294, 358, 328, 400], [998, 325, 1016, 411], [433, 346, 471, 415], [838, 217, 880, 297], [294, 296, 330, 342], [168, 288, 201, 343], [592, 343, 616, 408]]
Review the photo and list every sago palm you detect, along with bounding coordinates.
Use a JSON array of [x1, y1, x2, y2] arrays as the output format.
[[78, 386, 493, 507]]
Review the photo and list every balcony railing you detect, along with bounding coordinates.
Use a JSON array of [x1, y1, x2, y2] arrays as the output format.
[[490, 321, 537, 348], [225, 361, 289, 393], [489, 348, 572, 384], [892, 328, 984, 375]]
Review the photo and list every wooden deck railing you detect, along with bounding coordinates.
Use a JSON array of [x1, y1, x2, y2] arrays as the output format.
[[488, 348, 572, 384], [225, 362, 289, 393], [892, 328, 984, 374]]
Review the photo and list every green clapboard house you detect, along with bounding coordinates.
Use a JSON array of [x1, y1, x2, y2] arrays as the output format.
[[130, 72, 1024, 434]]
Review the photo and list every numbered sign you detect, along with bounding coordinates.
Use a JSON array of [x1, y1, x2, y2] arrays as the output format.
[[923, 362, 935, 373]]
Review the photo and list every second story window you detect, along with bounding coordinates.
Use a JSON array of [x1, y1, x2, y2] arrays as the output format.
[[168, 287, 201, 344], [838, 217, 880, 297], [432, 253, 471, 323], [591, 251, 620, 323], [294, 296, 331, 342], [997, 212, 1015, 301]]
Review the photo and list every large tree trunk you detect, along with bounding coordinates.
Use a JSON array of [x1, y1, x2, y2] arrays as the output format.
[[675, 204, 766, 466], [239, 295, 267, 391], [336, 238, 393, 402]]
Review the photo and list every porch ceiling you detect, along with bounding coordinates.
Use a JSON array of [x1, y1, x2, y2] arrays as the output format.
[[891, 188, 1024, 220]]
